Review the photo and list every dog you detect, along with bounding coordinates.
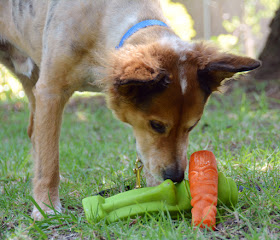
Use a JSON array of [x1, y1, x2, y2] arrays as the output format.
[[0, 0, 260, 220]]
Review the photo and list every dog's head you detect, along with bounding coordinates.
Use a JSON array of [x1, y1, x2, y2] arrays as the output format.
[[102, 39, 260, 185]]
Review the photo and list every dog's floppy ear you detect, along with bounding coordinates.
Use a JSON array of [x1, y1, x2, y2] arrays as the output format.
[[114, 70, 171, 104], [190, 43, 261, 94], [197, 54, 261, 94], [109, 45, 171, 105]]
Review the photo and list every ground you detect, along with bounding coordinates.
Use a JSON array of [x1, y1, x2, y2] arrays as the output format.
[[0, 77, 279, 239]]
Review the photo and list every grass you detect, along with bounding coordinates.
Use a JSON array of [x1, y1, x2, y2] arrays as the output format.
[[0, 79, 279, 239]]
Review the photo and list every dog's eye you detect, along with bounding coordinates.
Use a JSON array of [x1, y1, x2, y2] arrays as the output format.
[[150, 120, 166, 134], [188, 119, 200, 132], [188, 125, 195, 132]]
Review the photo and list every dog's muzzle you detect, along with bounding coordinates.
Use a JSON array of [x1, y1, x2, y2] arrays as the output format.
[[162, 165, 185, 183]]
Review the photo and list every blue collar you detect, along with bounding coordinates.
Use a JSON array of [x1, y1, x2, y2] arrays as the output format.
[[115, 19, 168, 49]]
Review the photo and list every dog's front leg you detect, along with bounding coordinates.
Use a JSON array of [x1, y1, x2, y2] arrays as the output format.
[[31, 82, 72, 220]]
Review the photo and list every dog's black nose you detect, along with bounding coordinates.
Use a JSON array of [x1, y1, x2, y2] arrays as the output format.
[[163, 166, 185, 183]]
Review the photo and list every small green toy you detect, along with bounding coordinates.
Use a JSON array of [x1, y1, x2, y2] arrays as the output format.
[[82, 172, 238, 223]]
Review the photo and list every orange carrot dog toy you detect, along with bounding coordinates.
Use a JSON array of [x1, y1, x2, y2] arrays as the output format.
[[189, 150, 218, 230]]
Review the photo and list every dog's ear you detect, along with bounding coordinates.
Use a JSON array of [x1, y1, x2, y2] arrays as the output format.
[[189, 43, 261, 94], [197, 54, 261, 94], [114, 70, 171, 104], [109, 45, 171, 105]]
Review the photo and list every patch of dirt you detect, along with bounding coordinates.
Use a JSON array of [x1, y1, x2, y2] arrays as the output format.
[[47, 226, 82, 240], [225, 75, 280, 109], [0, 101, 26, 112], [0, 95, 107, 116], [0, 217, 17, 238], [66, 95, 106, 112], [246, 79, 280, 109]]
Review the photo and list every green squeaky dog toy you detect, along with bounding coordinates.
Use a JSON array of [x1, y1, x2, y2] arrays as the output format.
[[82, 172, 238, 223]]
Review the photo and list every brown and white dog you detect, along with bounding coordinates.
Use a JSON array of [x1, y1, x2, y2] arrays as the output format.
[[0, 0, 260, 220]]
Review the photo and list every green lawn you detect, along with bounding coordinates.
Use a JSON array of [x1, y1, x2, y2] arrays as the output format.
[[0, 80, 279, 239]]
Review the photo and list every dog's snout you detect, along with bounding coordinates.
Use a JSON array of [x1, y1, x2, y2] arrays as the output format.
[[163, 166, 185, 183]]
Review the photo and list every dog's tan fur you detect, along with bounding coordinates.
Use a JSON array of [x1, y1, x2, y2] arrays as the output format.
[[0, 0, 260, 220]]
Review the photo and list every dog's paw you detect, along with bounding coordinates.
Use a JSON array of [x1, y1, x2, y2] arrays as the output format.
[[31, 201, 62, 221]]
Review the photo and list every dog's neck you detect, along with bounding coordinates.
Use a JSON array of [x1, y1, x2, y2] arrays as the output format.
[[106, 22, 178, 51], [122, 23, 178, 48], [115, 20, 168, 49], [100, 1, 179, 50]]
